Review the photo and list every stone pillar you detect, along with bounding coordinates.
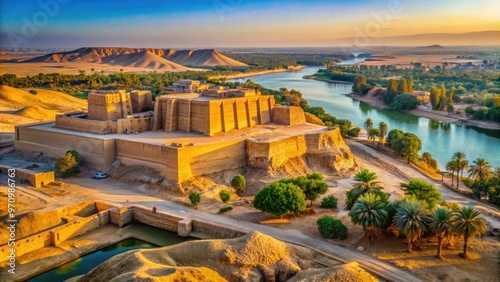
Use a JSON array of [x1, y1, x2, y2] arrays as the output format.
[[186, 101, 192, 133], [220, 102, 226, 132], [177, 218, 192, 237], [256, 99, 262, 124]]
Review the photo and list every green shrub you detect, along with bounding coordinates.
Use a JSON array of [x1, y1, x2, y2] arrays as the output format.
[[29, 89, 38, 94], [392, 94, 418, 110], [347, 127, 361, 138], [65, 149, 80, 174], [231, 174, 246, 195], [54, 153, 78, 178], [320, 195, 338, 208], [218, 206, 233, 214], [461, 177, 474, 188], [219, 189, 231, 203], [253, 181, 306, 217], [188, 191, 201, 209], [316, 216, 348, 240]]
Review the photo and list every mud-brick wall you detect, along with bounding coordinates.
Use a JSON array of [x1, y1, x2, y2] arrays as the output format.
[[246, 135, 308, 169], [208, 103, 223, 135], [235, 100, 249, 129], [116, 116, 152, 134], [0, 166, 54, 188], [51, 213, 105, 246], [15, 126, 116, 171], [190, 101, 209, 134], [272, 106, 306, 126], [115, 140, 166, 165], [176, 100, 190, 132], [132, 207, 183, 232], [192, 219, 246, 239], [0, 232, 52, 263], [187, 139, 246, 177], [55, 115, 118, 134]]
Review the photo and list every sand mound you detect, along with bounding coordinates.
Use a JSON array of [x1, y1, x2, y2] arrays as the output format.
[[24, 47, 246, 67], [288, 262, 379, 282], [78, 232, 375, 282], [14, 106, 59, 120], [165, 49, 247, 67], [103, 51, 190, 70], [0, 85, 86, 132], [304, 112, 325, 126]]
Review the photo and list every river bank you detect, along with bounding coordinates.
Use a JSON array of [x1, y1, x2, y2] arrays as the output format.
[[211, 65, 305, 80], [347, 93, 500, 130], [302, 75, 353, 84]]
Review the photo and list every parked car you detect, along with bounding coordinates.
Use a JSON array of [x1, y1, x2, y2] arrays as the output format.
[[93, 173, 108, 179]]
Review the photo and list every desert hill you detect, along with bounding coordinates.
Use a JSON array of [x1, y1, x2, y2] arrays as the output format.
[[24, 47, 247, 68], [102, 50, 189, 70], [0, 85, 87, 132], [77, 231, 378, 282]]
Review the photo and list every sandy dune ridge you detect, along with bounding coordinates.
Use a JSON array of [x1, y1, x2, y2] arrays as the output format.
[[23, 47, 247, 70], [0, 85, 87, 132]]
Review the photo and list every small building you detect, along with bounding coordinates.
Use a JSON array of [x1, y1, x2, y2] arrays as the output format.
[[165, 80, 210, 94]]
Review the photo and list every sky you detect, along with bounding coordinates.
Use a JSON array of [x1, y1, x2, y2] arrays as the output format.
[[0, 0, 499, 49]]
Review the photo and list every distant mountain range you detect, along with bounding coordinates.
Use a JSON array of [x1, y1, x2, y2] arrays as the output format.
[[323, 31, 500, 46], [23, 47, 247, 70]]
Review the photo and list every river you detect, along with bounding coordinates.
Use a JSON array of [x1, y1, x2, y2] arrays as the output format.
[[230, 67, 500, 169]]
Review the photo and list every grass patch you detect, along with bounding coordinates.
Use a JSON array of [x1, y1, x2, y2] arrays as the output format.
[[72, 91, 89, 99]]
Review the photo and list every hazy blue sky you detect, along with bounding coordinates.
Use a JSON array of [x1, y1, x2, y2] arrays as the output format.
[[1, 0, 498, 48]]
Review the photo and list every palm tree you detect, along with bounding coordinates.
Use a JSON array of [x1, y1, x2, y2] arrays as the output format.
[[367, 128, 380, 144], [393, 198, 428, 253], [453, 152, 468, 189], [363, 118, 374, 131], [468, 158, 492, 181], [378, 122, 388, 145], [453, 207, 487, 258], [353, 169, 383, 192], [493, 167, 500, 178], [428, 207, 455, 259], [446, 160, 459, 186], [349, 193, 388, 243], [346, 169, 384, 209]]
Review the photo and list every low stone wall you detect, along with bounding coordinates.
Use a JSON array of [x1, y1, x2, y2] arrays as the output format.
[[0, 165, 54, 188], [51, 210, 110, 246], [191, 219, 246, 239], [111, 206, 247, 239], [132, 207, 183, 232], [0, 202, 111, 263]]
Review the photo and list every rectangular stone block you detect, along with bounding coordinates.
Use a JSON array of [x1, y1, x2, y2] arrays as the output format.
[[178, 218, 192, 237]]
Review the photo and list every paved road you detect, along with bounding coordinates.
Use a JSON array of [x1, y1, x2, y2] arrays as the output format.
[[58, 177, 423, 282]]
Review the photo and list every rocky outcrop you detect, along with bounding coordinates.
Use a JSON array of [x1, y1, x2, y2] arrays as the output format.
[[246, 128, 356, 177], [77, 232, 378, 282]]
